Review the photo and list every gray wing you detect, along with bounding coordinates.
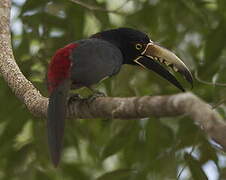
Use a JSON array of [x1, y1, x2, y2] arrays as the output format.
[[70, 38, 123, 87]]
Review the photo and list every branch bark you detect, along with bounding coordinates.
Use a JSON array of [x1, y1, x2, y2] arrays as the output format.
[[1, 0, 226, 151], [0, 0, 48, 117], [68, 93, 226, 150]]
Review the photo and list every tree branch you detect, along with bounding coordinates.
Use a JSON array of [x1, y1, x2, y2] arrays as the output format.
[[69, 0, 126, 14], [195, 71, 226, 87], [0, 0, 48, 117], [1, 0, 226, 151], [67, 93, 226, 150]]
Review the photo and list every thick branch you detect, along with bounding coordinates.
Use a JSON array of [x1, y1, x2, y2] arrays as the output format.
[[67, 93, 226, 150], [1, 0, 226, 151], [0, 0, 48, 116]]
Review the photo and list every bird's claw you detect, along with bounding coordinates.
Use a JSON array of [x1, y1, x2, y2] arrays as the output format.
[[68, 93, 82, 105], [86, 91, 106, 103], [68, 91, 105, 105], [93, 91, 106, 97]]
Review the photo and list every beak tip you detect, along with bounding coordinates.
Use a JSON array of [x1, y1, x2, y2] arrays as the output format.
[[186, 76, 193, 89], [179, 68, 193, 90], [179, 85, 186, 92]]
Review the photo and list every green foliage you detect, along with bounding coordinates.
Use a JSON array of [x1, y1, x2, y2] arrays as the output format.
[[184, 153, 208, 180], [1, 0, 226, 179]]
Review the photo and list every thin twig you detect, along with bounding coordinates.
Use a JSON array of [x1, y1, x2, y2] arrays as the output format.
[[69, 0, 127, 14], [177, 146, 196, 180], [212, 99, 226, 109], [195, 71, 226, 109], [177, 132, 199, 180], [195, 71, 226, 87]]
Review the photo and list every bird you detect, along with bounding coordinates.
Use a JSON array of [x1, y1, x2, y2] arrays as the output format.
[[47, 27, 193, 167]]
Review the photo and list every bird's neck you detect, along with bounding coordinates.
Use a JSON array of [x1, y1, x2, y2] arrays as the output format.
[[90, 30, 129, 64]]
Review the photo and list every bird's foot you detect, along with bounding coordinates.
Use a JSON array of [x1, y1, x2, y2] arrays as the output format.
[[86, 91, 106, 103], [92, 91, 106, 97], [68, 93, 82, 105]]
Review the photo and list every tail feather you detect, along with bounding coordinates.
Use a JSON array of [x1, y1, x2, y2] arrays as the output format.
[[47, 80, 70, 167]]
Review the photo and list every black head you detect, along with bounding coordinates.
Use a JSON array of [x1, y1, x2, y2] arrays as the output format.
[[90, 27, 193, 91], [91, 28, 151, 64]]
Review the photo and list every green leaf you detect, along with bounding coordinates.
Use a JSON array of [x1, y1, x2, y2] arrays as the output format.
[[62, 164, 91, 180], [101, 122, 137, 159], [96, 169, 135, 180], [184, 153, 208, 180], [202, 21, 226, 76]]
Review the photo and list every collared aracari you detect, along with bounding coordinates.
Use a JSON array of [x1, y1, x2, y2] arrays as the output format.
[[47, 27, 193, 166]]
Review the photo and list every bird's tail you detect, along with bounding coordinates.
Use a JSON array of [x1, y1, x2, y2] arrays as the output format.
[[47, 79, 70, 167]]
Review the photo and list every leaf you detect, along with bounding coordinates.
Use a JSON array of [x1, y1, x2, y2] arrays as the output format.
[[146, 118, 174, 157], [199, 139, 218, 164], [34, 169, 52, 180], [201, 21, 226, 76], [176, 118, 203, 150], [96, 169, 135, 180], [62, 164, 91, 180], [220, 167, 226, 179], [20, 0, 47, 15], [101, 122, 137, 159], [184, 153, 208, 180]]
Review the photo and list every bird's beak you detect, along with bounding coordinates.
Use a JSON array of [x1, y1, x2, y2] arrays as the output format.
[[134, 42, 193, 91]]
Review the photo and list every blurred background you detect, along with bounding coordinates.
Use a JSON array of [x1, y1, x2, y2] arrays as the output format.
[[1, 0, 226, 179]]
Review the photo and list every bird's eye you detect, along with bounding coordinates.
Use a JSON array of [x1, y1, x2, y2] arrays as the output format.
[[135, 43, 143, 50]]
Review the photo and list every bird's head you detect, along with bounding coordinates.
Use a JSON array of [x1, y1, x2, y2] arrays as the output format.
[[91, 28, 193, 91]]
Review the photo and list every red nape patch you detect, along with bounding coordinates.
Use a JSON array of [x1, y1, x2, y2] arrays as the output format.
[[47, 43, 78, 93]]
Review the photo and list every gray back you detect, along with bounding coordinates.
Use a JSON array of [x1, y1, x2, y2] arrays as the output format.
[[70, 38, 123, 87]]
